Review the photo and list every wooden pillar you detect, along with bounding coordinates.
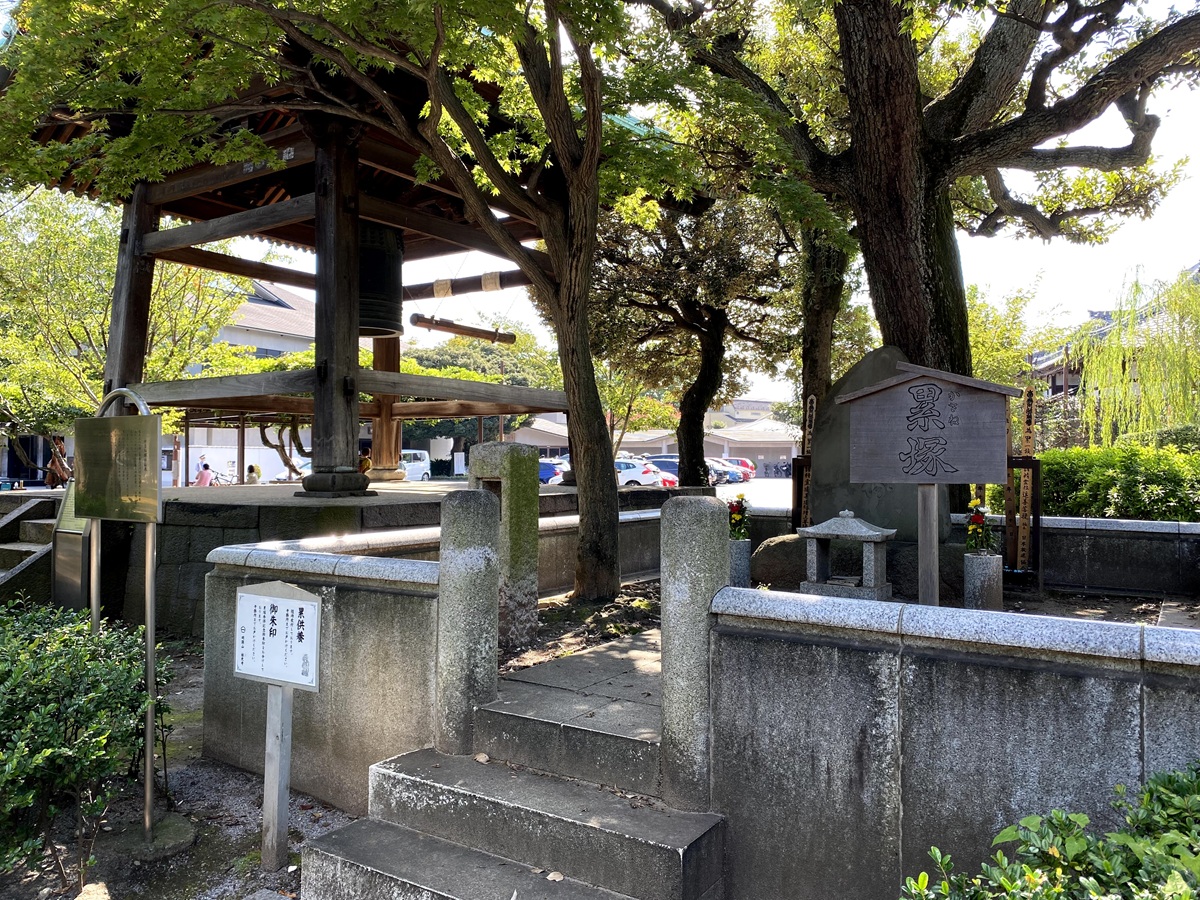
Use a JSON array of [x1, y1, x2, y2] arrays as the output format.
[[303, 115, 368, 494], [103, 183, 160, 401], [183, 412, 191, 487], [370, 336, 404, 479], [237, 414, 246, 484]]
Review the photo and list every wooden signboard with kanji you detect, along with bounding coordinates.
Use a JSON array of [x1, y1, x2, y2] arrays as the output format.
[[838, 363, 1021, 485]]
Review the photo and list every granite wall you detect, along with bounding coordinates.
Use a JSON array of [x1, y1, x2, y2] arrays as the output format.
[[704, 588, 1200, 900]]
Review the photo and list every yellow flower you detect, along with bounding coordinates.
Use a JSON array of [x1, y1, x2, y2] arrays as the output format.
[[968, 498, 981, 508]]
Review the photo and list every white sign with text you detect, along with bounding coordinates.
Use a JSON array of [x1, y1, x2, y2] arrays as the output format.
[[234, 581, 320, 691]]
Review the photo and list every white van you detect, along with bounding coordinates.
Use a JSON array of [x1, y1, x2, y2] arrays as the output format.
[[401, 450, 431, 481]]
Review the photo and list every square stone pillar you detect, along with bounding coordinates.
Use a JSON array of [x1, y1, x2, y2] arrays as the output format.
[[468, 441, 540, 648], [863, 541, 887, 589], [806, 537, 831, 583]]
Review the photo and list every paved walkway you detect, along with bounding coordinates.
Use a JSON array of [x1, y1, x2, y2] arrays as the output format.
[[1157, 601, 1200, 629], [498, 630, 663, 743]]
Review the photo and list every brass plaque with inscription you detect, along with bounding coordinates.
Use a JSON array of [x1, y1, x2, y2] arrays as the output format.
[[74, 415, 163, 523]]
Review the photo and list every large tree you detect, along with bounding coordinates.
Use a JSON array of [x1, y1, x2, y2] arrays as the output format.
[[640, 0, 1199, 376], [0, 0, 688, 598], [589, 199, 800, 485]]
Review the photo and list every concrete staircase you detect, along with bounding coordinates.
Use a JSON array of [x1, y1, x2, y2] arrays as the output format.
[[304, 631, 725, 900], [0, 497, 59, 602]]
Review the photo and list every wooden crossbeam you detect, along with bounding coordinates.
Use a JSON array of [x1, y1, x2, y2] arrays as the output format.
[[390, 400, 561, 418], [180, 395, 383, 417], [358, 370, 568, 409], [142, 193, 317, 254], [404, 269, 531, 301], [360, 196, 552, 270], [153, 246, 317, 289], [130, 370, 317, 405], [146, 124, 314, 205]]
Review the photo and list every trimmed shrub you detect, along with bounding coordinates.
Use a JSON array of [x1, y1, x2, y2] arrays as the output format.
[[988, 446, 1200, 522], [1118, 426, 1200, 454], [900, 761, 1200, 899], [0, 600, 168, 891]]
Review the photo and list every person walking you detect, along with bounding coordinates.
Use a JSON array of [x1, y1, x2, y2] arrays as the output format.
[[358, 449, 373, 475]]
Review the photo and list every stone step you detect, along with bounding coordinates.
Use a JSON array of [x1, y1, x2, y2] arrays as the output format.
[[476, 679, 661, 796], [370, 749, 724, 900], [18, 518, 56, 544], [304, 818, 638, 900], [0, 542, 45, 569]]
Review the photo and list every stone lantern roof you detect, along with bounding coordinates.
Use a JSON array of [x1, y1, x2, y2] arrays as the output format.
[[796, 510, 896, 543]]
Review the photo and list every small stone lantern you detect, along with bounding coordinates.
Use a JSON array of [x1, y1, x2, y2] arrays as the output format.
[[796, 510, 897, 601]]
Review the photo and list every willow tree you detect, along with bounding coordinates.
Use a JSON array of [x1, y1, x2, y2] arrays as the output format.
[[0, 0, 689, 598], [1078, 273, 1200, 444], [640, 0, 1198, 376]]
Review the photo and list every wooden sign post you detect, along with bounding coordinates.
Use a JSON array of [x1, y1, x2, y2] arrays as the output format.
[[233, 581, 321, 871], [1016, 386, 1036, 571], [837, 362, 1021, 606]]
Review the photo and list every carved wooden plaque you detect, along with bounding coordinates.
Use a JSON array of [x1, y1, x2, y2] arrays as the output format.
[[841, 367, 1015, 485]]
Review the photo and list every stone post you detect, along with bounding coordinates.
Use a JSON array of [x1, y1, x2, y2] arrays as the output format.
[[435, 490, 500, 755], [660, 495, 727, 811], [468, 441, 540, 648]]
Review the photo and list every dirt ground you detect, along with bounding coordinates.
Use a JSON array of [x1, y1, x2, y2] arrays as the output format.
[[1, 580, 1193, 900]]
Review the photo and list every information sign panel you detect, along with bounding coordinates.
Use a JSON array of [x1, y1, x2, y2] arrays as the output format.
[[74, 415, 163, 523], [234, 582, 321, 691], [53, 480, 88, 535]]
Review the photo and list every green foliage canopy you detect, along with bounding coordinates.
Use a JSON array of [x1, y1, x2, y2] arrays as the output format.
[[0, 189, 251, 443]]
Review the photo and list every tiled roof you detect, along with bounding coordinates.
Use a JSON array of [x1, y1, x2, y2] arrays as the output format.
[[229, 282, 317, 339]]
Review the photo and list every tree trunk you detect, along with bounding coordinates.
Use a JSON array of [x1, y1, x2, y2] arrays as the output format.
[[800, 229, 849, 409], [539, 190, 621, 600], [922, 186, 972, 375], [677, 326, 726, 487], [555, 296, 620, 600], [835, 0, 971, 376]]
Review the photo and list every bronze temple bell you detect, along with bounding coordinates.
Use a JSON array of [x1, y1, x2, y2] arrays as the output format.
[[359, 222, 405, 337]]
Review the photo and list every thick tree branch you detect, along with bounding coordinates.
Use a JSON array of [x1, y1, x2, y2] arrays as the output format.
[[950, 12, 1200, 176], [1026, 0, 1127, 113], [996, 122, 1157, 171], [925, 0, 1045, 139], [980, 168, 1057, 238]]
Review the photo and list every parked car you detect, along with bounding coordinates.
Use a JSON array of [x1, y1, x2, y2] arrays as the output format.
[[539, 460, 564, 484], [706, 458, 744, 484], [723, 458, 756, 480], [272, 460, 311, 482], [659, 471, 679, 488], [401, 449, 431, 481], [645, 456, 679, 478], [614, 459, 667, 486]]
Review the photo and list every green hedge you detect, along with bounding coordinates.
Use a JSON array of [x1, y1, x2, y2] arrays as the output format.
[[901, 760, 1200, 899], [987, 446, 1200, 522], [0, 601, 167, 890], [1118, 426, 1200, 454]]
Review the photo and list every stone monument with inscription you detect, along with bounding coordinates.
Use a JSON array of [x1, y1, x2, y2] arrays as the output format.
[[810, 347, 940, 543], [836, 362, 1019, 605]]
